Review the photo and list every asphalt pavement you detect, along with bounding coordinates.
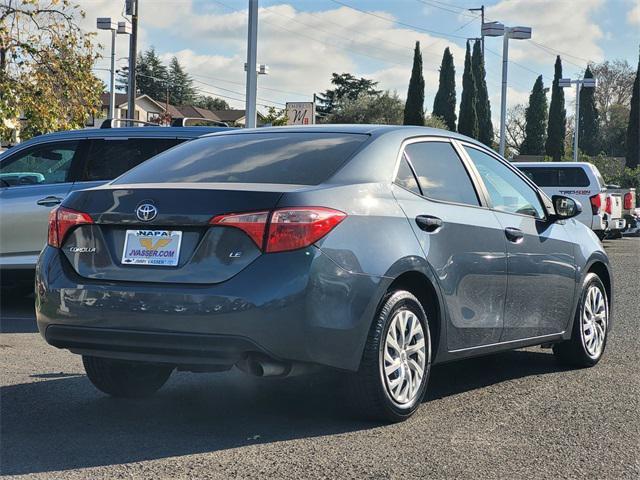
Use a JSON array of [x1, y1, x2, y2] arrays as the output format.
[[1, 238, 638, 479]]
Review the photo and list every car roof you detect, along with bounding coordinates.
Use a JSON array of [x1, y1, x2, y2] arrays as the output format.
[[515, 162, 594, 167]]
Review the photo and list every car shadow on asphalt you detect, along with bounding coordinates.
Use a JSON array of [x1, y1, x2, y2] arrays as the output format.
[[1, 348, 569, 476]]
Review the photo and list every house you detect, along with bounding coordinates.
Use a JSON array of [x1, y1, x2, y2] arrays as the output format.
[[93, 93, 266, 128]]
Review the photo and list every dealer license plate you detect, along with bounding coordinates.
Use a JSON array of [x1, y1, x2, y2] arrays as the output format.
[[121, 229, 183, 266]]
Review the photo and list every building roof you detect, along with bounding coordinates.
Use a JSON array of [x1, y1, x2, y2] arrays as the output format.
[[210, 109, 247, 123]]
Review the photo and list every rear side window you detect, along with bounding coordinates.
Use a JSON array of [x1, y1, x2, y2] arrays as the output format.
[[395, 155, 421, 195], [114, 133, 368, 186], [80, 138, 186, 182], [403, 141, 479, 206], [518, 166, 590, 187]]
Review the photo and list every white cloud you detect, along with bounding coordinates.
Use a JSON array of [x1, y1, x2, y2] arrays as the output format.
[[628, 2, 640, 26], [486, 0, 605, 65]]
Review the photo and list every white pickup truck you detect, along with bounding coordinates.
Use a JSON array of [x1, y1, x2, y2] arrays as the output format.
[[516, 162, 617, 239]]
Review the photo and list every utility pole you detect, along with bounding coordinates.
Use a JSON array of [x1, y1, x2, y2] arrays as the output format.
[[469, 6, 485, 55], [559, 77, 597, 161], [245, 0, 259, 128], [126, 0, 139, 125]]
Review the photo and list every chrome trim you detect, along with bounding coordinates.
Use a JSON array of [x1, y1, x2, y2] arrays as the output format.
[[448, 332, 565, 353]]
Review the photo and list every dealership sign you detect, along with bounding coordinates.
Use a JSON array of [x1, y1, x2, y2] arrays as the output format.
[[286, 102, 315, 125]]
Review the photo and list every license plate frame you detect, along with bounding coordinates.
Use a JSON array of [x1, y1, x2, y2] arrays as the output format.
[[121, 229, 183, 267]]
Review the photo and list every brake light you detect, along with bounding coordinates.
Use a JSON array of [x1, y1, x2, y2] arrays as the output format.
[[590, 194, 602, 215], [210, 211, 269, 247], [210, 207, 346, 253], [47, 207, 94, 248], [624, 192, 634, 210], [605, 196, 612, 215], [266, 208, 346, 253]]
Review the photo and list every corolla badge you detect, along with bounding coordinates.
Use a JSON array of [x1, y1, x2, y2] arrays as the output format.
[[136, 203, 158, 222]]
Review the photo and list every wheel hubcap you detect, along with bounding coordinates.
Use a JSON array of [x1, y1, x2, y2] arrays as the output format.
[[381, 309, 427, 405], [582, 285, 607, 359]]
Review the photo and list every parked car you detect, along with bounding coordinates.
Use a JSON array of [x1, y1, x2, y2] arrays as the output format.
[[516, 162, 610, 239], [603, 191, 626, 238], [604, 186, 637, 237], [35, 125, 613, 422], [0, 126, 227, 289]]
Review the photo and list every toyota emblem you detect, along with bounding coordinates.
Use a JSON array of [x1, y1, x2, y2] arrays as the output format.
[[136, 203, 158, 222]]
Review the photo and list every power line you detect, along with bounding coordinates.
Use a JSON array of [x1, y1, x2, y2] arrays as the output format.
[[414, 0, 478, 18]]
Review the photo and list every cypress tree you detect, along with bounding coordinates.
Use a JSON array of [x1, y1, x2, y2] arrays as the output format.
[[578, 66, 600, 156], [404, 41, 425, 126], [520, 75, 548, 155], [458, 41, 478, 139], [546, 56, 567, 161], [626, 52, 639, 169], [471, 40, 493, 147], [432, 47, 456, 131]]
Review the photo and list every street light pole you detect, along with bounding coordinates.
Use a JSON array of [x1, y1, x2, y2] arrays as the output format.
[[245, 0, 259, 128], [127, 0, 139, 125], [97, 18, 129, 120], [559, 77, 597, 161]]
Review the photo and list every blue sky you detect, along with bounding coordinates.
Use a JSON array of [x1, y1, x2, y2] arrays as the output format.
[[84, 0, 640, 121]]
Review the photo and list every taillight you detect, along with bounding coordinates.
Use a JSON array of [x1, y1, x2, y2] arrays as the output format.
[[210, 211, 269, 247], [265, 208, 346, 253], [605, 196, 612, 215], [210, 207, 346, 253], [47, 207, 94, 248], [590, 194, 602, 215], [624, 192, 634, 210]]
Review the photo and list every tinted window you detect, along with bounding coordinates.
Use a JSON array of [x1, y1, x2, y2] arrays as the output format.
[[404, 141, 479, 205], [0, 141, 80, 186], [465, 147, 545, 219], [395, 155, 421, 195], [80, 138, 185, 182], [115, 133, 368, 186], [518, 166, 590, 187]]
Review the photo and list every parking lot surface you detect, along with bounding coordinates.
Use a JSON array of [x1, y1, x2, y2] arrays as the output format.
[[1, 238, 638, 479]]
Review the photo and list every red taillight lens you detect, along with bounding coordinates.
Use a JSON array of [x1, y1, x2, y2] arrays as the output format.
[[266, 208, 346, 253], [624, 192, 634, 210], [605, 196, 612, 214], [210, 211, 269, 247], [210, 207, 346, 253], [590, 194, 602, 215], [47, 207, 94, 248]]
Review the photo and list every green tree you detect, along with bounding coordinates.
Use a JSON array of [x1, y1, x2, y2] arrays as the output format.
[[578, 66, 600, 155], [520, 75, 548, 155], [626, 52, 639, 169], [472, 40, 493, 147], [546, 56, 567, 161], [403, 41, 425, 126], [262, 106, 288, 126], [326, 91, 404, 125], [168, 57, 196, 105], [316, 73, 381, 115], [458, 41, 478, 139], [117, 47, 169, 101], [0, 0, 102, 141], [194, 95, 230, 111], [432, 47, 456, 131]]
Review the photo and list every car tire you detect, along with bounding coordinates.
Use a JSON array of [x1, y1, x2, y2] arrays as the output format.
[[82, 356, 173, 398], [553, 273, 609, 367], [349, 290, 432, 423]]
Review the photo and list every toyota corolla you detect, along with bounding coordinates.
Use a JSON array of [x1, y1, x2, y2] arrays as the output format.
[[35, 125, 613, 422]]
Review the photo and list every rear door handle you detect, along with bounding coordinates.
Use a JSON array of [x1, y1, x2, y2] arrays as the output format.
[[504, 227, 524, 243], [415, 215, 443, 232], [36, 196, 62, 207]]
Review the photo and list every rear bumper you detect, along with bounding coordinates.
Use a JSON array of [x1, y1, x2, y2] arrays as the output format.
[[608, 218, 626, 230], [35, 245, 388, 371]]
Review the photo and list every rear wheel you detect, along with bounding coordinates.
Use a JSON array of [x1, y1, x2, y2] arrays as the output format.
[[82, 356, 173, 398], [349, 290, 431, 422], [553, 273, 609, 367]]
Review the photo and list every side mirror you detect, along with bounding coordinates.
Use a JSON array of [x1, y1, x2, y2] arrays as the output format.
[[552, 195, 582, 220]]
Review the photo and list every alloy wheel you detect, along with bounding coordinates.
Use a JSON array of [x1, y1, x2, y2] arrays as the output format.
[[581, 285, 608, 359], [381, 309, 427, 405]]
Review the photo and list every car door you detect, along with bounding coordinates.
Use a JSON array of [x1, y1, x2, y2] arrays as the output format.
[[0, 140, 85, 268], [392, 139, 507, 351], [69, 137, 188, 194], [461, 144, 577, 341]]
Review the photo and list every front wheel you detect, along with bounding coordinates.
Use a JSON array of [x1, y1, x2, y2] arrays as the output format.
[[553, 273, 609, 367], [83, 356, 173, 398], [349, 290, 431, 422]]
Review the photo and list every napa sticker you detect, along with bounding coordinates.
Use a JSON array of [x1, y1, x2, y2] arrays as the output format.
[[121, 229, 183, 266]]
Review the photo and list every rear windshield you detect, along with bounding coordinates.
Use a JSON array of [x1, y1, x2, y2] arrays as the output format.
[[518, 166, 590, 187], [114, 132, 368, 186]]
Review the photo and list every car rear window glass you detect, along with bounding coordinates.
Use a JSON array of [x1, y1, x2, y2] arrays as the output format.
[[518, 167, 590, 187], [404, 141, 479, 206], [114, 133, 368, 186], [81, 138, 186, 182]]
